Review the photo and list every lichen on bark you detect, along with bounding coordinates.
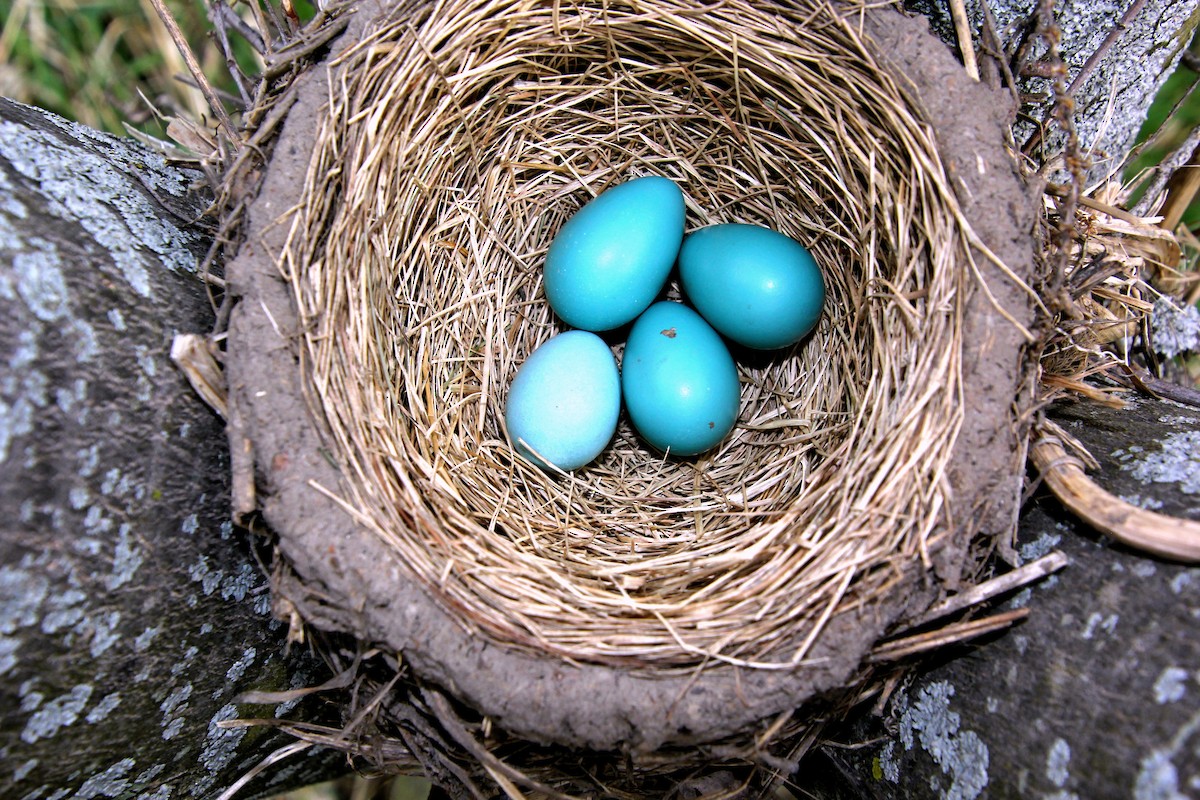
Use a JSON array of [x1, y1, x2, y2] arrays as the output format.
[[0, 98, 342, 800]]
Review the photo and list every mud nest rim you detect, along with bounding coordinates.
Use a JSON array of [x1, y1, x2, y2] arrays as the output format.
[[276, 0, 1025, 671]]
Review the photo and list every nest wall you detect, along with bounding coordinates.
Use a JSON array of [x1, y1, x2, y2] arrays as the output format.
[[227, 0, 1038, 753], [284, 0, 973, 667]]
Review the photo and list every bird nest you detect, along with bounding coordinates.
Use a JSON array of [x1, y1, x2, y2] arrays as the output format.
[[226, 0, 1037, 768]]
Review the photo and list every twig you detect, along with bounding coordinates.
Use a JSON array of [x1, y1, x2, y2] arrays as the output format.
[[211, 0, 268, 53], [1121, 364, 1200, 409], [425, 690, 585, 800], [1158, 140, 1200, 233], [146, 0, 239, 143], [911, 550, 1069, 627], [977, 0, 1019, 96], [1030, 427, 1200, 562], [949, 0, 980, 81], [217, 718, 419, 764], [1137, 125, 1200, 219], [213, 741, 312, 800], [261, 9, 351, 80], [868, 609, 1030, 663], [207, 0, 258, 109], [235, 657, 360, 704], [1043, 182, 1144, 225], [1023, 0, 1086, 308], [1064, 0, 1151, 97]]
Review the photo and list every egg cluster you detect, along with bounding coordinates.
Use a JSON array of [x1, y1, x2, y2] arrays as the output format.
[[505, 176, 825, 471]]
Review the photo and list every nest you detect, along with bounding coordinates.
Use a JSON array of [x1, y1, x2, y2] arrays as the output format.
[[287, 0, 998, 664], [223, 0, 1038, 785]]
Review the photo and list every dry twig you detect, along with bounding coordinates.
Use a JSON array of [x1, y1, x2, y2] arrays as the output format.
[[146, 0, 239, 143], [1031, 423, 1200, 562], [949, 0, 980, 81]]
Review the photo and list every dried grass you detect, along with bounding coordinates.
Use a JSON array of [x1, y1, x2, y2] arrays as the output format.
[[1038, 178, 1193, 398], [1032, 175, 1200, 564], [275, 0, 994, 670]]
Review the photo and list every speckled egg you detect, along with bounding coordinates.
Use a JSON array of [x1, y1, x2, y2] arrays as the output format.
[[544, 176, 685, 332], [504, 331, 620, 471], [679, 223, 825, 350], [621, 302, 740, 456]]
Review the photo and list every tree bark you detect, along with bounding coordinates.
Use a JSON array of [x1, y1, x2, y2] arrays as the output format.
[[799, 394, 1200, 800], [0, 97, 345, 800], [906, 0, 1199, 184]]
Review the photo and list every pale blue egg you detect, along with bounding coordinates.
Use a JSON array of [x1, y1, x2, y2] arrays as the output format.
[[679, 223, 825, 350], [621, 302, 740, 456], [544, 176, 685, 332], [505, 331, 620, 471]]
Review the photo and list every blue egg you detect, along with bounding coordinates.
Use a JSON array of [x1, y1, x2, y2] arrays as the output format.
[[505, 331, 620, 471], [679, 223, 825, 350], [621, 302, 740, 456], [544, 176, 685, 332]]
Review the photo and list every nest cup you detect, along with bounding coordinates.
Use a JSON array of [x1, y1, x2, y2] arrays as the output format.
[[242, 0, 1034, 755]]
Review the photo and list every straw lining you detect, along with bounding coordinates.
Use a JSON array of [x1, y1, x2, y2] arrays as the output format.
[[279, 0, 975, 669]]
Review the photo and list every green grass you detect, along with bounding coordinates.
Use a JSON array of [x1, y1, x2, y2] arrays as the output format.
[[0, 0, 267, 138]]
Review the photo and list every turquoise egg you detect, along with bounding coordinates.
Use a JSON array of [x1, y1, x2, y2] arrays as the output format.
[[505, 331, 620, 471], [621, 302, 740, 456], [544, 176, 685, 332], [679, 223, 825, 350]]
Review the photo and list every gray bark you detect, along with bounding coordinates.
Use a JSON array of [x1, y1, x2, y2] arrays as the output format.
[[907, 0, 1200, 184], [801, 395, 1200, 800], [0, 97, 344, 800]]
